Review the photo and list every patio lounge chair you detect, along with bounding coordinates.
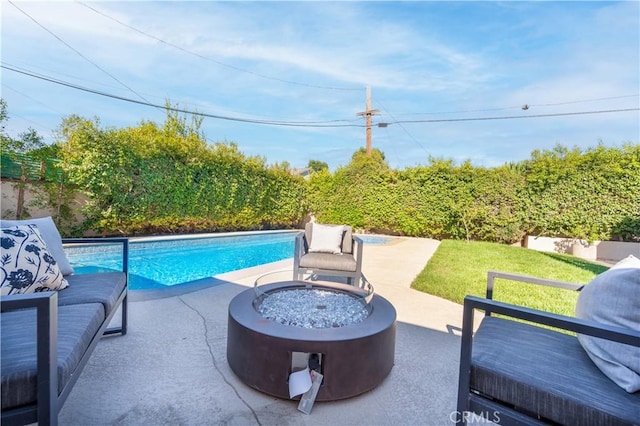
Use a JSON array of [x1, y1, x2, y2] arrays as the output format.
[[457, 267, 640, 425], [293, 223, 363, 286]]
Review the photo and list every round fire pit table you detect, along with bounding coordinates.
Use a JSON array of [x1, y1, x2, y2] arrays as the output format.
[[226, 273, 397, 401]]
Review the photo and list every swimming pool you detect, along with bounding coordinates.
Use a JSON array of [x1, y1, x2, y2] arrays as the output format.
[[67, 232, 297, 290], [65, 232, 391, 290], [358, 234, 391, 245]]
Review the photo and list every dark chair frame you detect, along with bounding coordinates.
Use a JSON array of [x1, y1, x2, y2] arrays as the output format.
[[456, 271, 640, 425], [0, 238, 128, 426]]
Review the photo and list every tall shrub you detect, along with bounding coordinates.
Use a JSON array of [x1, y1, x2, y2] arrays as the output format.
[[306, 143, 637, 243], [524, 143, 640, 242], [57, 111, 306, 235]]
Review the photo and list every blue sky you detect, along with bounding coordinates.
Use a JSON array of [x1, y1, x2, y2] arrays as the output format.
[[2, 1, 638, 170]]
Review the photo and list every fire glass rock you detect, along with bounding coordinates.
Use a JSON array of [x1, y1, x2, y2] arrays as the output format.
[[257, 288, 369, 328]]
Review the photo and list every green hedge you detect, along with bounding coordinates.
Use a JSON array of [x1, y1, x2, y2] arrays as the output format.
[[55, 113, 307, 235], [29, 108, 640, 242], [307, 145, 640, 243], [523, 144, 640, 242]]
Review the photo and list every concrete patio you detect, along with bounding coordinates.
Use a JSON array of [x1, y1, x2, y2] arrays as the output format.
[[58, 236, 473, 425]]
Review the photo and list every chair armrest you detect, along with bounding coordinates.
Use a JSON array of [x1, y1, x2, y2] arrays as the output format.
[[352, 235, 364, 245], [62, 237, 129, 274], [352, 235, 364, 262], [1, 291, 58, 423], [293, 232, 305, 271], [464, 295, 640, 345], [486, 270, 583, 300], [294, 232, 306, 255]]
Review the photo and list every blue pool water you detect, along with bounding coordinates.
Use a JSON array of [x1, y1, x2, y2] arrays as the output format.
[[66, 232, 391, 290], [358, 234, 391, 245]]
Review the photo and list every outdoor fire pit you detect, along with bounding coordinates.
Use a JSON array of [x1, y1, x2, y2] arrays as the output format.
[[227, 274, 397, 401]]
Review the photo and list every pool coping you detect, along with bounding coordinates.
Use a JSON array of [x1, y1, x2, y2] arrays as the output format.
[[128, 229, 299, 243]]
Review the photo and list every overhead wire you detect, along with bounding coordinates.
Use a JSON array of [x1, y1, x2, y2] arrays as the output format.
[[3, 62, 337, 123], [531, 94, 639, 108], [5, 62, 638, 128], [6, 1, 638, 133], [2, 64, 366, 128], [76, 1, 364, 92], [10, 0, 637, 129], [392, 94, 640, 116], [4, 113, 53, 135], [8, 0, 154, 108], [2, 83, 66, 116], [374, 100, 429, 156], [383, 108, 639, 124]]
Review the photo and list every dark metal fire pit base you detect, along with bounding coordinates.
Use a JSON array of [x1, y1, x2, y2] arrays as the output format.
[[227, 281, 397, 401]]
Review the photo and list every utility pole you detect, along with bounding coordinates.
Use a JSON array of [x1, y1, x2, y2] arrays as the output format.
[[356, 86, 379, 155]]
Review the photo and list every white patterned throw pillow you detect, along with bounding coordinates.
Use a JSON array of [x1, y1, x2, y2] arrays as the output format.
[[0, 216, 74, 275], [0, 224, 69, 295]]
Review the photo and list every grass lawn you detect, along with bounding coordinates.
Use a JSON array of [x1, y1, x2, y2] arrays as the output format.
[[411, 239, 609, 317]]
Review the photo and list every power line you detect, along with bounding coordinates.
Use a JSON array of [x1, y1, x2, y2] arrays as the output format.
[[532, 94, 639, 108], [2, 83, 66, 116], [76, 1, 363, 92], [3, 112, 53, 135], [2, 63, 366, 128], [394, 94, 639, 116], [4, 63, 637, 128], [374, 100, 429, 156], [8, 0, 153, 107], [380, 108, 639, 125]]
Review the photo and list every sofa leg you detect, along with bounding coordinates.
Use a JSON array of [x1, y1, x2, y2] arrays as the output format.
[[104, 294, 128, 336], [120, 294, 127, 335]]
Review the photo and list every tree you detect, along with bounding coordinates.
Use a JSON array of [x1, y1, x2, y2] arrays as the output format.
[[307, 159, 328, 173], [0, 99, 66, 222], [0, 98, 7, 135], [0, 99, 46, 154]]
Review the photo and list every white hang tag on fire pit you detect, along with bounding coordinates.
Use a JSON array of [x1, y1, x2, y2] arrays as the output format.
[[289, 368, 312, 398], [298, 370, 323, 415]]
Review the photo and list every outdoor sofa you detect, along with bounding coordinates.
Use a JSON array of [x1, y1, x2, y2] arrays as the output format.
[[1, 228, 128, 426], [457, 265, 640, 425]]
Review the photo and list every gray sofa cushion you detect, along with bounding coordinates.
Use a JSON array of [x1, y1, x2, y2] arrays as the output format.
[[299, 252, 357, 272], [1, 303, 105, 410], [471, 316, 640, 425], [59, 272, 127, 315]]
